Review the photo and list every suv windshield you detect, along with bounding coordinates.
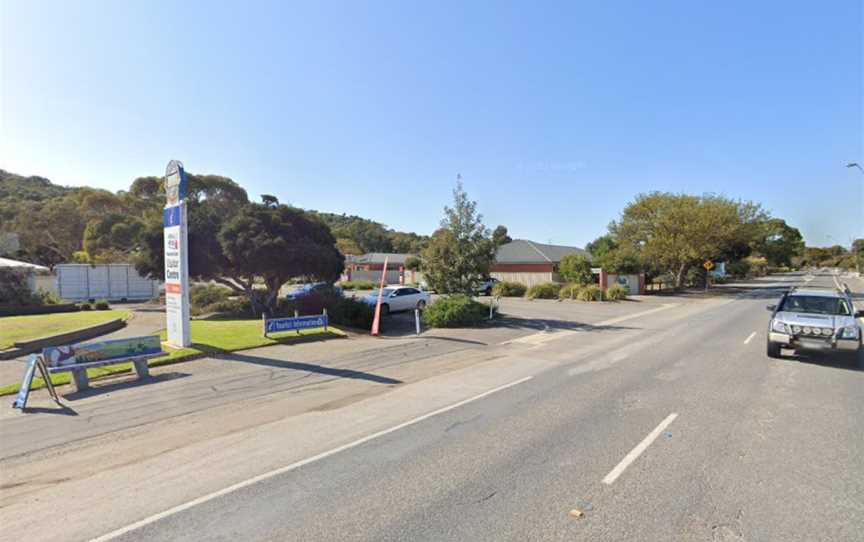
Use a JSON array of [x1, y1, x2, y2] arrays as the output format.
[[779, 295, 851, 316]]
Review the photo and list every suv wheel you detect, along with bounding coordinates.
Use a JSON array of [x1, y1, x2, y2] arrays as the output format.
[[767, 341, 782, 359]]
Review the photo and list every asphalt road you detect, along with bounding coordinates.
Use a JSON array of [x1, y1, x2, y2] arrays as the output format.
[[103, 271, 864, 542]]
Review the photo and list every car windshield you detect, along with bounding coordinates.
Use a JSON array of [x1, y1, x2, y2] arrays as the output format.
[[373, 288, 396, 297], [779, 295, 851, 316]]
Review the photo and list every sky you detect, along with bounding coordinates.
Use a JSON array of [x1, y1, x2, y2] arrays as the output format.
[[1, 0, 862, 248]]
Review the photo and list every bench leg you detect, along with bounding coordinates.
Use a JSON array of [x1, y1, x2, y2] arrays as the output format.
[[133, 359, 150, 379], [71, 369, 89, 392]]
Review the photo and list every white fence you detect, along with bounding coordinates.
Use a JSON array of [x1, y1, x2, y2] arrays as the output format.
[[55, 264, 161, 301]]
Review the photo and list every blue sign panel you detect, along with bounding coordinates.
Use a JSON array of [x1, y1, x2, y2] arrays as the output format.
[[12, 355, 40, 409], [163, 205, 182, 227], [265, 315, 328, 334]]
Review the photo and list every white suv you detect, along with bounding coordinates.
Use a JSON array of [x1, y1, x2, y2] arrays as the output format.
[[766, 287, 863, 365]]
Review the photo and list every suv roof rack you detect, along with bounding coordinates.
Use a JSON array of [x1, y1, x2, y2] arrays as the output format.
[[788, 285, 849, 296]]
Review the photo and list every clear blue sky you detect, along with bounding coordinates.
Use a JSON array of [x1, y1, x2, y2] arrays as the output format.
[[2, 1, 862, 247]]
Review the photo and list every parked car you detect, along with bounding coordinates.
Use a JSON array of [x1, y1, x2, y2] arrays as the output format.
[[361, 285, 430, 316], [285, 282, 342, 301], [766, 286, 863, 363], [477, 277, 499, 296]]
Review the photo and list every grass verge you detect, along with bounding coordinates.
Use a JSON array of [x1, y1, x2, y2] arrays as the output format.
[[0, 310, 131, 350], [0, 319, 344, 396]]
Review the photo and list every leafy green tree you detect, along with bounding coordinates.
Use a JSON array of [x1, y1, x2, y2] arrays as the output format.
[[756, 218, 804, 267], [335, 238, 363, 255], [852, 238, 864, 272], [558, 254, 593, 284], [421, 181, 495, 294], [137, 202, 343, 316], [613, 192, 766, 288], [492, 225, 512, 246], [217, 204, 344, 315], [586, 234, 617, 260]]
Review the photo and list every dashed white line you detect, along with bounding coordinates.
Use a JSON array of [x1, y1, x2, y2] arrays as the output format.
[[87, 376, 534, 542], [744, 332, 757, 344], [602, 412, 678, 485]]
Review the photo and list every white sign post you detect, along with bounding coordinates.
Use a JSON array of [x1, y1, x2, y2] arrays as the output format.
[[163, 160, 191, 348]]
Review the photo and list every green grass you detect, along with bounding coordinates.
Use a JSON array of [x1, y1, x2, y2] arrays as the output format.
[[0, 310, 130, 350], [0, 318, 344, 396]]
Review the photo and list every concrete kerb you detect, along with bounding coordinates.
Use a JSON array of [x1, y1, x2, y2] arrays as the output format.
[[0, 317, 128, 360]]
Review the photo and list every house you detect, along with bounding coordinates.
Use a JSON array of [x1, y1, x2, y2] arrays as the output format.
[[491, 239, 646, 293], [343, 252, 420, 285], [491, 239, 592, 287]]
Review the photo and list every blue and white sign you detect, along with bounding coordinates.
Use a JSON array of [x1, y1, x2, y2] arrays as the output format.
[[265, 314, 328, 335], [12, 355, 40, 409], [164, 159, 191, 348]]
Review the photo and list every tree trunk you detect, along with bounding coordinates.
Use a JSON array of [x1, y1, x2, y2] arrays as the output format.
[[674, 263, 688, 290]]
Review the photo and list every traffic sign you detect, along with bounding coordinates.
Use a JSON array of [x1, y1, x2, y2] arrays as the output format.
[[703, 260, 714, 271]]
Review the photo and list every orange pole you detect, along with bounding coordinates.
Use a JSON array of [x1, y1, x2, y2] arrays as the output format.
[[371, 256, 389, 336]]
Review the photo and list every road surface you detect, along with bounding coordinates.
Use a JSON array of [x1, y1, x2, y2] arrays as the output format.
[[1, 272, 861, 542]]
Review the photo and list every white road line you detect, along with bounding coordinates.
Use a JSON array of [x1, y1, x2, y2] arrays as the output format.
[[88, 376, 534, 542], [602, 412, 678, 485], [744, 331, 757, 344], [506, 303, 677, 346]]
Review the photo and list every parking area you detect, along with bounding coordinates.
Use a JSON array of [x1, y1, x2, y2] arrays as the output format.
[[345, 288, 683, 340]]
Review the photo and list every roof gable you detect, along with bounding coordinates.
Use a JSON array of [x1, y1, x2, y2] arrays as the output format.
[[495, 239, 590, 264]]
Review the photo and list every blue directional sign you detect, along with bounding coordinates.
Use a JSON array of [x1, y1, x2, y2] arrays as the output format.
[[265, 315, 327, 334]]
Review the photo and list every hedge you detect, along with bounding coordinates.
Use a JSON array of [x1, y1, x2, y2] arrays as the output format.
[[525, 282, 561, 300], [492, 281, 527, 297], [422, 295, 488, 327]]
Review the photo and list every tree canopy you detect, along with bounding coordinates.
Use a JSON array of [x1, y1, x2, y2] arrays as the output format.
[[612, 192, 768, 287], [421, 181, 496, 294], [558, 254, 592, 285]]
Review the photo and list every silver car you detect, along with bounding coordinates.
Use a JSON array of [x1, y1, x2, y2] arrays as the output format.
[[766, 287, 864, 364], [361, 285, 431, 316]]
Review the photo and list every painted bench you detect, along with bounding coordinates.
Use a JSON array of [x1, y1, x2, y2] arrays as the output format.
[[13, 335, 166, 410], [42, 335, 165, 392]]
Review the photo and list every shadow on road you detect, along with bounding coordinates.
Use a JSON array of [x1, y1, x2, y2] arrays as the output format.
[[21, 403, 79, 416], [64, 371, 192, 401], [219, 352, 402, 385], [780, 351, 863, 373]]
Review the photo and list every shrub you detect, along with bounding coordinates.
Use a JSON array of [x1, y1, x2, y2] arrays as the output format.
[[93, 300, 110, 310], [79, 302, 93, 311], [339, 280, 377, 291], [525, 282, 561, 300], [492, 281, 526, 297], [422, 295, 488, 328], [578, 284, 603, 301], [190, 284, 233, 315], [558, 283, 582, 300], [743, 256, 768, 277], [726, 260, 750, 278], [329, 297, 376, 329], [605, 284, 628, 301], [0, 268, 39, 307], [200, 297, 253, 318], [559, 254, 593, 284]]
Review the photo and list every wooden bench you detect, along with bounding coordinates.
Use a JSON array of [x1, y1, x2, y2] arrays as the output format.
[[42, 336, 165, 392]]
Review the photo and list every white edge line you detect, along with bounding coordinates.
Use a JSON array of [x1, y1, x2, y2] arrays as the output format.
[[503, 303, 677, 345], [602, 412, 678, 485], [743, 331, 757, 344], [88, 376, 533, 542]]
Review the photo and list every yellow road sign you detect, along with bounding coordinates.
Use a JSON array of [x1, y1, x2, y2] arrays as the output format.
[[703, 260, 714, 271]]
